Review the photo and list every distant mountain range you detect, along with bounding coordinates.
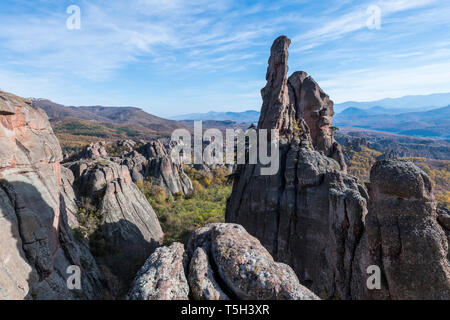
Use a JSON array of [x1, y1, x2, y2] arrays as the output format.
[[170, 110, 260, 124], [31, 98, 248, 150], [334, 105, 450, 139], [171, 93, 450, 123], [33, 91, 450, 146], [31, 98, 189, 151], [32, 98, 183, 137], [169, 93, 450, 139], [334, 92, 450, 113]]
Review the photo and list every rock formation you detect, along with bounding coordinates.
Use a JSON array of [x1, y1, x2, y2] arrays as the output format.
[[64, 158, 164, 288], [120, 140, 193, 196], [128, 242, 190, 300], [351, 159, 450, 300], [81, 142, 108, 159], [0, 91, 104, 299], [129, 223, 319, 300], [257, 36, 346, 170], [73, 139, 194, 197], [0, 91, 165, 299], [226, 36, 450, 300], [72, 137, 194, 194], [227, 36, 360, 298]]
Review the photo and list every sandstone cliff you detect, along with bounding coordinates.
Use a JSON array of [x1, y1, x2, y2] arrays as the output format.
[[0, 91, 104, 299], [226, 36, 360, 298]]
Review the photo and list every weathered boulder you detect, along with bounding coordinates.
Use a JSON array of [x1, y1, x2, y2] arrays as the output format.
[[188, 247, 229, 300], [210, 224, 319, 300], [186, 223, 222, 257], [129, 242, 189, 300], [130, 223, 318, 300], [0, 91, 104, 300], [351, 160, 450, 300]]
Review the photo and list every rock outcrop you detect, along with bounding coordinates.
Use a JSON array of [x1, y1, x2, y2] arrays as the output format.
[[351, 159, 450, 300], [66, 138, 193, 197], [0, 91, 104, 299], [128, 242, 189, 300], [226, 36, 450, 300], [64, 158, 164, 287], [0, 93, 165, 298], [129, 223, 318, 300], [120, 140, 193, 196], [81, 142, 108, 159], [227, 36, 360, 298], [257, 36, 346, 170]]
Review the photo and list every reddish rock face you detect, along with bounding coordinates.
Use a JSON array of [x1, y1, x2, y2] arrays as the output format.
[[227, 36, 360, 299], [0, 91, 104, 300], [258, 36, 292, 135], [288, 71, 335, 155]]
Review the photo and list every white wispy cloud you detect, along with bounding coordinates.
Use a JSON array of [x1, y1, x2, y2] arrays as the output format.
[[0, 0, 280, 80], [0, 0, 449, 113], [292, 0, 438, 52], [322, 60, 450, 102]]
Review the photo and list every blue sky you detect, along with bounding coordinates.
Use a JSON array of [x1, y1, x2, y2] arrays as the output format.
[[0, 0, 449, 117]]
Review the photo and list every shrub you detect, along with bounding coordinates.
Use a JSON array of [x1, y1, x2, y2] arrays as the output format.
[[145, 167, 232, 244]]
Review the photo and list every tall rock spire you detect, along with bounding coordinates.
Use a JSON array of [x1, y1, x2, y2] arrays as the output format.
[[227, 36, 449, 300], [256, 35, 346, 170], [258, 35, 293, 135], [226, 37, 366, 298]]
